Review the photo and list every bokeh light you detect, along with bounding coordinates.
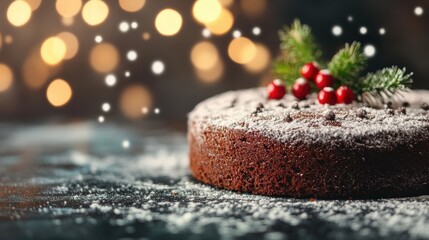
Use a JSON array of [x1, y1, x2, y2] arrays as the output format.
[[56, 0, 82, 18], [62, 17, 75, 26], [152, 60, 165, 75], [205, 8, 234, 35], [218, 0, 234, 7], [119, 21, 130, 33], [46, 79, 73, 107], [102, 102, 111, 112], [0, 33, 2, 50], [364, 44, 376, 57], [57, 32, 79, 60], [192, 0, 222, 24], [82, 0, 109, 26], [155, 9, 183, 36], [90, 43, 120, 73], [119, 0, 146, 12], [119, 84, 153, 119], [40, 37, 67, 65], [24, 0, 42, 11], [244, 44, 271, 73], [195, 60, 224, 83], [22, 50, 55, 89], [228, 37, 256, 64], [105, 74, 117, 87], [126, 50, 138, 61], [0, 64, 14, 92], [191, 41, 220, 70], [7, 1, 32, 27]]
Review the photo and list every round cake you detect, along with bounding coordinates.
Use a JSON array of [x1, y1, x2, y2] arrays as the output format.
[[188, 88, 429, 199]]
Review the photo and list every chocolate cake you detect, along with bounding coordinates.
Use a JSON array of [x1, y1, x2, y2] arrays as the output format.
[[188, 88, 429, 199]]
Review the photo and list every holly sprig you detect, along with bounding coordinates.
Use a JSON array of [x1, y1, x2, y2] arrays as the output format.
[[274, 20, 413, 102]]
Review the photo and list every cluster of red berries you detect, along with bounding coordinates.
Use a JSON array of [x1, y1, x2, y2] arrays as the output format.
[[267, 62, 355, 105]]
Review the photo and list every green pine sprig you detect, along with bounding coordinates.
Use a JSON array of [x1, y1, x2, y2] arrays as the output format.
[[274, 19, 322, 86], [274, 20, 413, 101], [328, 42, 367, 91], [358, 66, 413, 99]]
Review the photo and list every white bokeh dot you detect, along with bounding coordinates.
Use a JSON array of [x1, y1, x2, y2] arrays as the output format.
[[152, 60, 165, 75], [105, 74, 117, 87], [102, 103, 111, 112], [154, 108, 160, 114], [232, 30, 242, 38], [98, 116, 105, 123], [95, 35, 103, 43], [127, 50, 138, 61], [125, 71, 131, 77], [202, 28, 211, 38], [364, 44, 376, 57], [122, 140, 130, 149], [379, 28, 386, 35], [359, 26, 368, 35], [119, 21, 130, 32], [347, 16, 353, 22], [332, 25, 342, 36], [252, 27, 261, 36], [414, 6, 424, 16], [131, 21, 138, 29]]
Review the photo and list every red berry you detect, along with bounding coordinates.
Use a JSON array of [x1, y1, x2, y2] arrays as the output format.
[[292, 78, 311, 100], [318, 87, 337, 105], [267, 79, 286, 100], [336, 86, 355, 104], [301, 62, 320, 81], [315, 69, 334, 90]]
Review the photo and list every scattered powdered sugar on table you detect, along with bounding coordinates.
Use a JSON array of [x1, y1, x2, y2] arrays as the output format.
[[0, 123, 428, 239], [189, 88, 429, 148]]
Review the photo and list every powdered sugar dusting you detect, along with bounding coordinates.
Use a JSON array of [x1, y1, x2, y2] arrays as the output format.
[[189, 88, 429, 148]]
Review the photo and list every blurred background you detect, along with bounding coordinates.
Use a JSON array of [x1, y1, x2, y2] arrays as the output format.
[[0, 0, 428, 127]]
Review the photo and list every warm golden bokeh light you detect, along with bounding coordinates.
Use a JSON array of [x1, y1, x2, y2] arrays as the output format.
[[205, 8, 234, 35], [191, 41, 220, 70], [0, 64, 14, 92], [228, 37, 257, 64], [218, 0, 234, 7], [57, 32, 79, 60], [46, 79, 73, 107], [23, 50, 55, 89], [195, 60, 224, 83], [155, 9, 183, 36], [192, 0, 222, 24], [244, 44, 271, 73], [56, 0, 82, 18], [7, 0, 32, 27], [142, 32, 151, 41], [90, 43, 119, 73], [82, 0, 109, 26], [119, 0, 146, 12], [40, 37, 67, 65], [62, 17, 75, 26], [119, 84, 153, 119], [241, 0, 266, 17], [24, 0, 41, 11], [4, 35, 13, 44]]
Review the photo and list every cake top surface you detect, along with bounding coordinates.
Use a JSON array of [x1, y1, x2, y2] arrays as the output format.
[[189, 88, 429, 148]]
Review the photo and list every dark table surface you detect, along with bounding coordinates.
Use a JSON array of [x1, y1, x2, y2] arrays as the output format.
[[0, 122, 428, 240]]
